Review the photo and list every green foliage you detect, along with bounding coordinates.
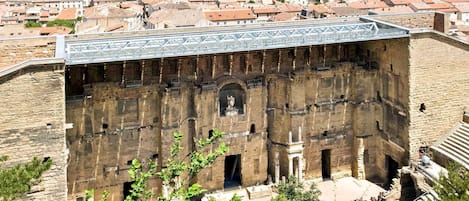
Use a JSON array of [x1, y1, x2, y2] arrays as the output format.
[[272, 175, 321, 201], [230, 193, 242, 201], [85, 189, 94, 201], [271, 193, 288, 201], [157, 130, 228, 201], [25, 21, 41, 28], [125, 159, 157, 201], [93, 130, 227, 201], [100, 191, 110, 201], [46, 19, 75, 29], [0, 157, 52, 201], [434, 163, 469, 201], [248, 0, 255, 3], [76, 16, 83, 21]]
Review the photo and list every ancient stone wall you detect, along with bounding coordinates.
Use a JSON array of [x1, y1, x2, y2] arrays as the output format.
[[65, 62, 162, 200], [408, 33, 469, 160], [0, 64, 66, 200], [0, 37, 56, 70]]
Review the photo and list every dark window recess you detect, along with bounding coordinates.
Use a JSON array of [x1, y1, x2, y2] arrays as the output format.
[[102, 123, 108, 129], [240, 55, 246, 71], [377, 91, 382, 102], [208, 129, 214, 138], [152, 154, 159, 160], [322, 131, 328, 137], [250, 124, 256, 134], [340, 94, 345, 99], [390, 64, 393, 72], [288, 49, 295, 58], [127, 160, 133, 165], [123, 181, 134, 198], [419, 103, 426, 112], [376, 121, 383, 131], [42, 157, 51, 163], [285, 103, 289, 109]]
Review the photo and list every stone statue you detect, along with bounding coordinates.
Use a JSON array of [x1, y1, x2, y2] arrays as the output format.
[[227, 95, 235, 109], [225, 95, 238, 116]]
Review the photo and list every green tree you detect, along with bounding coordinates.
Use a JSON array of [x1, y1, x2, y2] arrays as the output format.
[[157, 130, 228, 201], [91, 130, 228, 201], [0, 156, 52, 201], [434, 163, 469, 201], [125, 159, 156, 201], [25, 21, 41, 28], [271, 175, 321, 201]]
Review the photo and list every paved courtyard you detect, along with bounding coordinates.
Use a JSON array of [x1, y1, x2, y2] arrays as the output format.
[[203, 177, 385, 201]]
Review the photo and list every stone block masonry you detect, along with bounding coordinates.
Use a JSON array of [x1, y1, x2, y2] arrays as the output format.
[[0, 64, 67, 200], [408, 33, 469, 160], [0, 37, 56, 70]]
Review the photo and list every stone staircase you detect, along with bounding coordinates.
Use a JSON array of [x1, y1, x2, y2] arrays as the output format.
[[432, 122, 469, 169]]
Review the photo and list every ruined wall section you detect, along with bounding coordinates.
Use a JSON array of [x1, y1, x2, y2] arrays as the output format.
[[266, 45, 371, 180], [408, 33, 469, 160], [0, 64, 66, 200], [66, 61, 161, 200], [357, 38, 411, 182]]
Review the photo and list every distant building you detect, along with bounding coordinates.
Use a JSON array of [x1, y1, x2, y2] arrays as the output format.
[[204, 9, 257, 26]]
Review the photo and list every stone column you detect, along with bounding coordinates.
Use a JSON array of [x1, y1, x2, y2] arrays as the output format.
[[298, 126, 302, 142], [288, 131, 292, 144], [275, 152, 280, 183], [357, 138, 366, 180], [288, 156, 293, 176], [298, 156, 303, 182]]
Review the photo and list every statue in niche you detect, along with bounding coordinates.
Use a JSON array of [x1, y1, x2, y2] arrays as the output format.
[[225, 95, 238, 116]]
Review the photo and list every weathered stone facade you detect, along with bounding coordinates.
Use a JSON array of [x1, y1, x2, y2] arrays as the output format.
[[0, 14, 468, 201], [0, 64, 67, 200]]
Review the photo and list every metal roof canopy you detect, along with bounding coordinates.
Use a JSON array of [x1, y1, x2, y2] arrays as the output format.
[[64, 22, 409, 65]]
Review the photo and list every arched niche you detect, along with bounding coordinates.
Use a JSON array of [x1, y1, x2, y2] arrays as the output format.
[[219, 83, 245, 116]]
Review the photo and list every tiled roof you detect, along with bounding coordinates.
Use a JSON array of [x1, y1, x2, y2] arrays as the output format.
[[84, 4, 137, 19], [432, 121, 469, 169], [348, 0, 388, 9], [410, 2, 433, 10], [253, 7, 280, 14], [369, 6, 414, 14], [40, 10, 49, 17], [37, 26, 73, 35], [57, 8, 76, 20], [428, 3, 453, 10], [306, 5, 332, 14], [204, 9, 256, 21], [269, 12, 297, 21], [278, 4, 302, 13]]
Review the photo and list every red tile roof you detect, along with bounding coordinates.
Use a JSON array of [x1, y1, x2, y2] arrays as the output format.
[[278, 4, 302, 13], [348, 0, 388, 9], [306, 5, 332, 14], [253, 7, 280, 14], [369, 6, 414, 14], [57, 8, 77, 20], [37, 26, 73, 35], [204, 9, 256, 21], [269, 12, 297, 21]]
